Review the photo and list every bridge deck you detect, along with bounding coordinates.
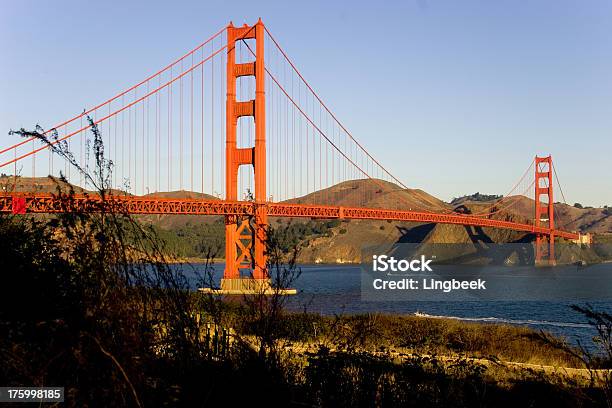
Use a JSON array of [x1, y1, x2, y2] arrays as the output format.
[[0, 193, 579, 240]]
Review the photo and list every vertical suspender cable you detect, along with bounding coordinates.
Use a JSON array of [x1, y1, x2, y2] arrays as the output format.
[[143, 83, 147, 195], [180, 60, 184, 191], [191, 53, 194, 193], [211, 39, 214, 196], [168, 67, 172, 191], [201, 47, 205, 195]]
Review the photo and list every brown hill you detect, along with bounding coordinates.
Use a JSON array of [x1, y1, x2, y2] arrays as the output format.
[[5, 176, 609, 263], [0, 175, 89, 194], [285, 179, 450, 212], [453, 195, 611, 234], [143, 190, 217, 200], [0, 175, 131, 197], [295, 198, 533, 264], [288, 179, 463, 262], [137, 190, 221, 229]]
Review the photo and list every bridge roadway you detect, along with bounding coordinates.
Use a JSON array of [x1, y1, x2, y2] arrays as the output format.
[[0, 193, 579, 241]]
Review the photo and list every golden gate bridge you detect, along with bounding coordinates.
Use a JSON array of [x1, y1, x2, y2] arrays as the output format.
[[0, 19, 589, 291]]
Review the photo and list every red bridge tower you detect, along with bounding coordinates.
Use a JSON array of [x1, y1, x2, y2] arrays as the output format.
[[534, 155, 555, 265], [221, 19, 271, 292]]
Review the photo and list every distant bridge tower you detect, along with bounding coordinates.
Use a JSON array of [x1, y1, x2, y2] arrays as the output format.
[[534, 155, 555, 265], [222, 19, 269, 292]]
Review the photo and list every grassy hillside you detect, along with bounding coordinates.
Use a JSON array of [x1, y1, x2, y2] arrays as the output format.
[[453, 193, 612, 234], [4, 176, 610, 263], [287, 178, 450, 211]]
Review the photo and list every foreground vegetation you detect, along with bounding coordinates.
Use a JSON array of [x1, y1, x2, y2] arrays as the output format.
[[2, 210, 610, 407]]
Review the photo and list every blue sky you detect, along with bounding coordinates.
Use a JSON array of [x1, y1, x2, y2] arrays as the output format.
[[1, 0, 611, 206]]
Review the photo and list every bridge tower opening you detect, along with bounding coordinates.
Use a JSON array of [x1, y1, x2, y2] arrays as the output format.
[[534, 155, 555, 265], [220, 19, 278, 293]]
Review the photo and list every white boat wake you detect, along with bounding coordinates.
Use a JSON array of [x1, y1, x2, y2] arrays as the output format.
[[413, 312, 591, 329]]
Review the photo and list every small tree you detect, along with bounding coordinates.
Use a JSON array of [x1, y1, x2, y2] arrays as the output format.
[[2, 119, 209, 406]]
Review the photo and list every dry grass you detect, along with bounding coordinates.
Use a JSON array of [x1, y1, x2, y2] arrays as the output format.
[[269, 312, 584, 368]]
